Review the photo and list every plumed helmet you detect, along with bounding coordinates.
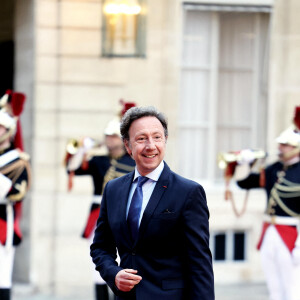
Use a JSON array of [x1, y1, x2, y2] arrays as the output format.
[[120, 100, 136, 117], [0, 110, 16, 130], [293, 106, 300, 132], [0, 90, 26, 116], [104, 99, 136, 136], [0, 110, 17, 144], [104, 117, 121, 136], [0, 90, 26, 150], [276, 106, 300, 147], [276, 126, 300, 147]]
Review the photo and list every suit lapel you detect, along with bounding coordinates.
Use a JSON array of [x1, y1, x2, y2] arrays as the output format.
[[136, 163, 170, 245]]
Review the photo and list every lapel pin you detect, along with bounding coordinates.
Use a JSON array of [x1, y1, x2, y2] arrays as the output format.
[[163, 185, 167, 188]]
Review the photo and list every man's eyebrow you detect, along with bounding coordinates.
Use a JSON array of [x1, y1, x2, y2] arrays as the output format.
[[135, 132, 147, 137]]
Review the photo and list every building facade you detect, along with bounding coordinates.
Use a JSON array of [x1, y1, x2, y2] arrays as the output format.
[[1, 0, 299, 297]]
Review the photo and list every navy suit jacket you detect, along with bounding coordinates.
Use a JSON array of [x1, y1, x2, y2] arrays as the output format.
[[90, 162, 214, 300]]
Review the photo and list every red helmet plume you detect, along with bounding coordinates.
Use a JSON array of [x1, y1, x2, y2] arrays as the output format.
[[293, 106, 300, 131]]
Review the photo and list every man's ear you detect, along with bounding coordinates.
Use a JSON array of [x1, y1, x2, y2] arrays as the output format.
[[124, 139, 132, 156]]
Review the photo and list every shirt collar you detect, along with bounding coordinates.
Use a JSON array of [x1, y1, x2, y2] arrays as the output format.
[[284, 156, 300, 166], [133, 160, 165, 182]]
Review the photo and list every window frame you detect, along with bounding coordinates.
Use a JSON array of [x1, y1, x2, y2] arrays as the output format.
[[179, 4, 271, 183], [210, 230, 248, 262]]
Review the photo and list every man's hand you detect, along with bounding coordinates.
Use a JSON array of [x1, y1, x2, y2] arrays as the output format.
[[115, 269, 142, 292]]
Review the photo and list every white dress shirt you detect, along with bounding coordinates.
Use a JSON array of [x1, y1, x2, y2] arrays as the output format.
[[126, 161, 165, 226]]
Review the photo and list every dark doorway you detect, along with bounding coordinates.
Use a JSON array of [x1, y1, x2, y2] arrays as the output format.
[[0, 40, 14, 94], [0, 0, 15, 95]]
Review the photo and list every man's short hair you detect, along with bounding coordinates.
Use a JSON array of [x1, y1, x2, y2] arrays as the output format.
[[120, 106, 168, 141]]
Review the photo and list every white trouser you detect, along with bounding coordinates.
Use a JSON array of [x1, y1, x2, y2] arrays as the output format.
[[0, 244, 15, 288], [88, 234, 106, 285], [260, 225, 300, 300]]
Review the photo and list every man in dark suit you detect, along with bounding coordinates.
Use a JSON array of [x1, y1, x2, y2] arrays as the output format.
[[90, 106, 214, 300]]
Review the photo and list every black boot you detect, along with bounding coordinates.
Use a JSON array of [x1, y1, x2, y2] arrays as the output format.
[[95, 284, 109, 300], [0, 288, 10, 300]]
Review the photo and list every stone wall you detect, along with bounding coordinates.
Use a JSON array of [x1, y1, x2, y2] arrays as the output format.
[[268, 0, 300, 152], [12, 0, 300, 296], [25, 0, 181, 295]]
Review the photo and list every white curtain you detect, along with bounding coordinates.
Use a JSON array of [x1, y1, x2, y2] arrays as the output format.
[[179, 7, 270, 180]]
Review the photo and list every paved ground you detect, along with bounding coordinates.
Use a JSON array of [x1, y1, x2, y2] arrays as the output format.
[[215, 283, 269, 300], [13, 282, 269, 300]]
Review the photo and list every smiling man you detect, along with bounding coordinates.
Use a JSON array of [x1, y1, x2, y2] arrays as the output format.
[[90, 106, 214, 300]]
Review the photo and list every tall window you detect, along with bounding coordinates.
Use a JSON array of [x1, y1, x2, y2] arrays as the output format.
[[211, 230, 247, 262], [102, 0, 146, 57], [179, 5, 271, 182]]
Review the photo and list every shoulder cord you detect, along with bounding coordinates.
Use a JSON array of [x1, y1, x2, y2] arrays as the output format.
[[270, 186, 300, 218], [0, 159, 31, 190], [225, 177, 250, 217]]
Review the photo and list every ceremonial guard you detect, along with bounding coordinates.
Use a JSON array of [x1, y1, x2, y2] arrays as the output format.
[[65, 101, 136, 300], [0, 91, 31, 300], [224, 107, 300, 300]]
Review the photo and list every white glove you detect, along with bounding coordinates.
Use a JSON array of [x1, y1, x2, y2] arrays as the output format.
[[67, 137, 95, 171], [239, 149, 256, 164], [67, 147, 86, 171], [233, 164, 251, 181]]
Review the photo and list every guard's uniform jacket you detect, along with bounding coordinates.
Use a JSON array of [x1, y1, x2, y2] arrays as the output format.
[[0, 147, 30, 247], [71, 153, 135, 238], [237, 160, 300, 252]]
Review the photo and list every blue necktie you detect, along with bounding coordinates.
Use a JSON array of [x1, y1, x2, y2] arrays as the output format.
[[127, 176, 149, 241]]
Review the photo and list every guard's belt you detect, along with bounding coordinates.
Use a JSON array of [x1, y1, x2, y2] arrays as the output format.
[[263, 214, 300, 226]]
